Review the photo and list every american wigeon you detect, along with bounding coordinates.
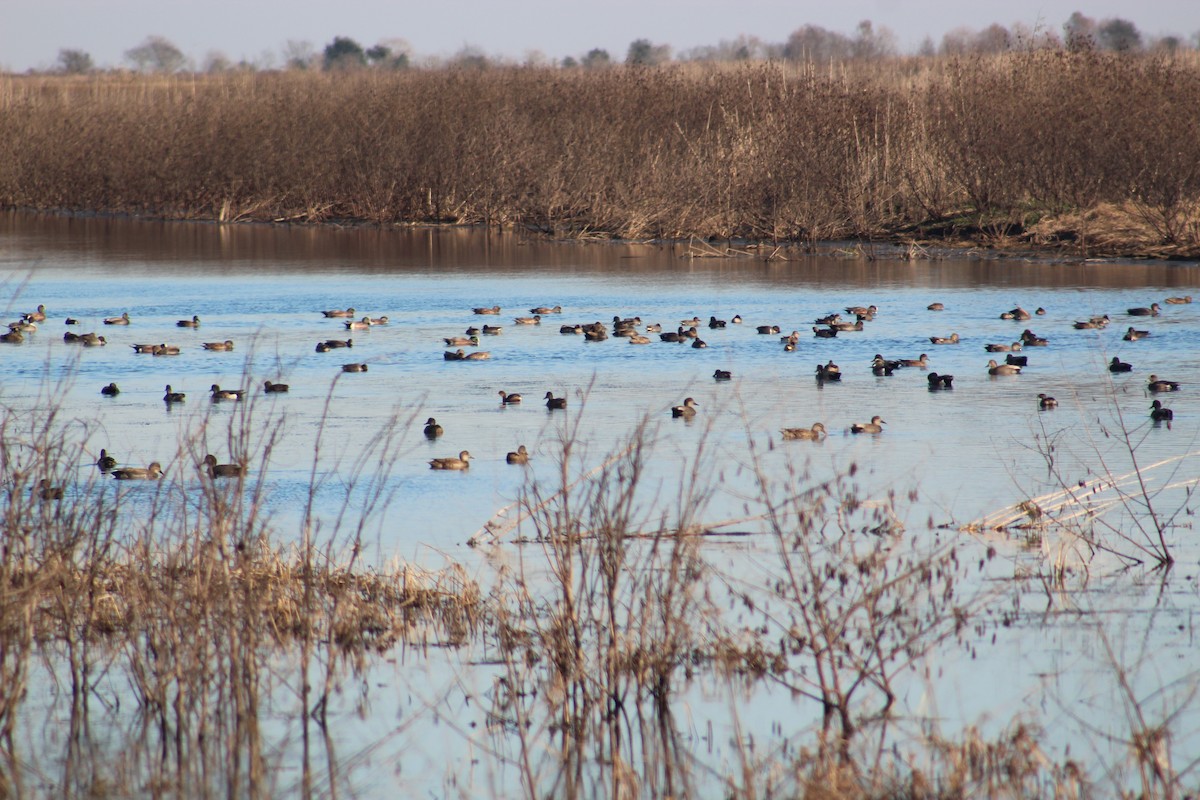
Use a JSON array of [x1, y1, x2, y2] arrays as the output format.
[[514, 315, 541, 325], [850, 416, 886, 434], [929, 333, 959, 345], [544, 391, 567, 410], [1165, 296, 1192, 304], [368, 316, 389, 325], [345, 317, 374, 330], [152, 344, 181, 356], [164, 385, 186, 403], [202, 340, 235, 351], [472, 305, 501, 315], [988, 359, 1022, 375], [628, 334, 652, 344], [321, 307, 356, 318], [203, 454, 244, 478], [462, 351, 491, 360], [26, 304, 47, 322], [481, 325, 503, 335], [831, 320, 865, 332], [100, 382, 120, 396], [498, 390, 522, 404], [816, 361, 842, 381], [264, 380, 289, 393], [423, 417, 443, 438], [322, 338, 353, 349], [342, 363, 369, 372], [210, 384, 245, 400], [1000, 307, 1031, 321], [1020, 330, 1048, 346], [845, 305, 878, 316], [96, 449, 117, 471], [506, 445, 530, 464], [429, 451, 472, 470], [33, 479, 63, 500], [900, 354, 929, 368], [1123, 327, 1150, 341], [176, 315, 201, 328], [0, 330, 24, 344], [1073, 315, 1109, 329], [984, 342, 1021, 352], [757, 324, 781, 335], [1128, 303, 1161, 316], [530, 305, 562, 315], [1038, 393, 1058, 409], [927, 372, 954, 390], [781, 422, 826, 440], [812, 327, 837, 338], [926, 302, 945, 311], [1005, 354, 1029, 367], [1148, 375, 1181, 392], [671, 397, 699, 418], [444, 335, 480, 347], [713, 369, 732, 381], [131, 343, 158, 353], [112, 462, 163, 480], [103, 312, 131, 325]]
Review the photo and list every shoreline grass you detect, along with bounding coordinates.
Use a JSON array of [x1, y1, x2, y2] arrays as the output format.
[[2, 52, 1199, 259]]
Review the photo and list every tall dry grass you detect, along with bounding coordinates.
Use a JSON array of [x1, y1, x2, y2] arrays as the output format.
[[1, 52, 1199, 254]]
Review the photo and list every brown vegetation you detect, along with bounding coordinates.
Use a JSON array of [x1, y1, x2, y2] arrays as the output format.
[[1, 51, 1199, 257]]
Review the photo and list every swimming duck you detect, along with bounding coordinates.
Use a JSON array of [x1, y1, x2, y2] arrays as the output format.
[[1000, 307, 1032, 321], [176, 315, 200, 328], [481, 325, 503, 335], [1150, 400, 1174, 422], [530, 305, 562, 315], [985, 342, 1021, 353], [96, 449, 118, 471], [0, 330, 24, 344], [814, 313, 841, 325], [202, 340, 235, 351], [644, 323, 663, 332], [1109, 357, 1133, 373], [322, 338, 353, 349], [103, 312, 131, 325], [33, 479, 64, 500], [899, 354, 929, 368], [628, 334, 652, 344], [131, 343, 159, 353], [1127, 303, 1161, 317], [544, 392, 567, 410], [444, 349, 466, 361], [850, 416, 886, 434], [1165, 296, 1192, 305], [514, 315, 541, 325], [1005, 354, 1029, 367], [429, 451, 472, 470], [781, 422, 826, 440], [812, 327, 837, 338], [1038, 393, 1058, 410], [831, 320, 865, 332], [926, 302, 945, 311], [988, 359, 1022, 376], [679, 316, 701, 327], [423, 417, 443, 438], [498, 390, 522, 404], [79, 333, 106, 346], [368, 316, 390, 325], [444, 335, 480, 347], [64, 317, 78, 325], [203, 454, 244, 478], [560, 324, 583, 335], [264, 380, 289, 393], [659, 328, 685, 343], [816, 361, 842, 382], [321, 307, 356, 318], [1123, 327, 1150, 341], [345, 317, 374, 330], [708, 316, 727, 329], [845, 305, 878, 317], [506, 445, 530, 464], [929, 333, 959, 345], [1020, 330, 1048, 346], [927, 372, 954, 390], [26, 304, 47, 322], [1073, 315, 1110, 329], [210, 384, 245, 400], [112, 462, 164, 480], [342, 362, 369, 372], [101, 382, 120, 396], [871, 355, 898, 376], [8, 320, 36, 333], [691, 338, 708, 349], [152, 344, 181, 356], [1147, 375, 1181, 393], [757, 325, 781, 335], [713, 369, 732, 381], [472, 305, 501, 315], [731, 314, 743, 324], [462, 351, 491, 361], [671, 397, 699, 418], [163, 385, 186, 403]]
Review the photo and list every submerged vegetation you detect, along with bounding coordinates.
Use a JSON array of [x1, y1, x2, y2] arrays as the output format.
[[2, 51, 1200, 257]]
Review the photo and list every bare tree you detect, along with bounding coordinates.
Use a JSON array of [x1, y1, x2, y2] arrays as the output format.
[[203, 51, 233, 74], [1064, 11, 1098, 51], [1098, 18, 1143, 52], [625, 38, 671, 66], [124, 35, 186, 73], [580, 48, 611, 69], [282, 40, 316, 70], [56, 48, 93, 75]]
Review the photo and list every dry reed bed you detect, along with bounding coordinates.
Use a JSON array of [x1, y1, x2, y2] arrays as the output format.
[[1, 52, 1199, 255]]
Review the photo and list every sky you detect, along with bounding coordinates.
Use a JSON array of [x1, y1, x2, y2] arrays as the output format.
[[2, 0, 1197, 71]]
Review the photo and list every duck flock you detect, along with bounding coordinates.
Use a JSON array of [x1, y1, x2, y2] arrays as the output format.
[[7, 290, 1191, 495]]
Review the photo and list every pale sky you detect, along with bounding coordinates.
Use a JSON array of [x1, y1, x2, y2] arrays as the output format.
[[2, 0, 1197, 71]]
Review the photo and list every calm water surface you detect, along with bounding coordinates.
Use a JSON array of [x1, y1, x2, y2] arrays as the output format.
[[3, 213, 1200, 793]]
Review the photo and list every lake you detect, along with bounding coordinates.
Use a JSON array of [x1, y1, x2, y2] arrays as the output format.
[[2, 211, 1199, 796]]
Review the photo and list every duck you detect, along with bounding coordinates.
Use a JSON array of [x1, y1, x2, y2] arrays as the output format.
[[1150, 400, 1174, 422], [1165, 296, 1192, 305], [429, 451, 472, 470], [1148, 375, 1181, 393], [444, 335, 480, 347], [163, 385, 186, 403], [1127, 303, 1161, 317], [462, 351, 491, 361], [708, 316, 727, 329], [203, 454, 244, 478], [926, 302, 945, 311], [423, 417, 444, 438], [103, 312, 131, 325], [368, 316, 390, 326], [988, 359, 1022, 376], [176, 315, 201, 328], [152, 344, 181, 356], [845, 305, 878, 317], [342, 362, 369, 372], [444, 349, 466, 361], [871, 355, 897, 376], [263, 380, 289, 393], [100, 382, 120, 396], [202, 340, 235, 351], [96, 449, 118, 472], [1005, 354, 1029, 367], [678, 316, 700, 327], [644, 323, 663, 332], [1000, 307, 1032, 321], [781, 422, 826, 440], [783, 342, 797, 352], [131, 343, 159, 353], [472, 305, 501, 315], [8, 320, 36, 333], [64, 317, 78, 325], [1123, 327, 1150, 341], [481, 325, 503, 335], [628, 334, 652, 344], [899, 354, 929, 368], [33, 479, 64, 500], [322, 338, 353, 349], [814, 313, 841, 326], [731, 314, 743, 324], [506, 445, 531, 464], [816, 361, 842, 382], [671, 397, 699, 418], [544, 392, 567, 410], [850, 416, 886, 434], [530, 305, 562, 315], [927, 372, 954, 390], [514, 315, 541, 325], [63, 331, 82, 342], [345, 317, 374, 330], [0, 330, 24, 344], [756, 325, 781, 335], [1108, 357, 1134, 373], [812, 327, 837, 339], [321, 307, 356, 318], [498, 390, 522, 404], [112, 462, 164, 480], [659, 328, 685, 343], [80, 333, 106, 347], [713, 369, 732, 381], [1073, 316, 1110, 329], [26, 304, 47, 322], [1038, 393, 1058, 410], [984, 342, 1020, 353], [929, 333, 959, 345], [210, 384, 245, 401], [691, 338, 708, 349], [557, 323, 581, 335], [830, 320, 865, 332], [1020, 330, 1049, 346], [584, 327, 609, 342]]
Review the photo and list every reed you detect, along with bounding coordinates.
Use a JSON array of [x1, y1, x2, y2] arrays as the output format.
[[1, 52, 1198, 255]]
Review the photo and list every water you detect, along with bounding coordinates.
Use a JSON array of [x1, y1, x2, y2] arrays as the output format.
[[3, 212, 1200, 794]]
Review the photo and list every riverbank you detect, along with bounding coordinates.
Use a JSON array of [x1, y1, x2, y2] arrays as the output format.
[[2, 52, 1199, 261]]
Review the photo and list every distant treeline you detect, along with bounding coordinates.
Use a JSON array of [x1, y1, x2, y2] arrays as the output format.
[[1, 52, 1198, 255]]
